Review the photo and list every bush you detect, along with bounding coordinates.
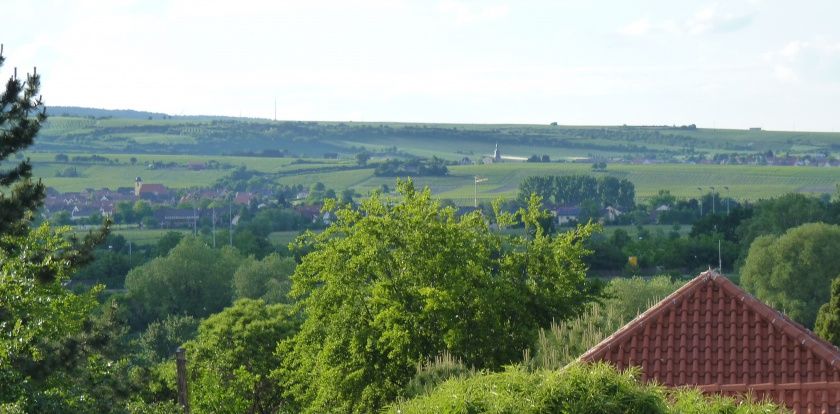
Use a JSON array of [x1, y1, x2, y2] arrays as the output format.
[[389, 363, 786, 414], [529, 276, 684, 369]]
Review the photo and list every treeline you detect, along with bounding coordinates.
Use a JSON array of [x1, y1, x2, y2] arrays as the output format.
[[373, 156, 449, 176], [519, 174, 635, 211]]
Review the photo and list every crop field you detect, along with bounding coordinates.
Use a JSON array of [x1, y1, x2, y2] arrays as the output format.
[[351, 163, 839, 204], [20, 113, 840, 203], [26, 151, 840, 202]]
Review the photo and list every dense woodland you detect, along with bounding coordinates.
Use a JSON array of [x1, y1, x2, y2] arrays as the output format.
[[5, 54, 840, 414]]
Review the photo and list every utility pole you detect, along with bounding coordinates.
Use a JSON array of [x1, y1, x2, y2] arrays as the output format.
[[710, 186, 716, 215], [724, 186, 730, 214], [718, 239, 722, 272], [176, 347, 191, 414], [212, 208, 216, 248], [697, 187, 703, 217], [474, 176, 488, 208]]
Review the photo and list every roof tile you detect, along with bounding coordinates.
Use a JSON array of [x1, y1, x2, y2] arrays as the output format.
[[579, 271, 840, 413]]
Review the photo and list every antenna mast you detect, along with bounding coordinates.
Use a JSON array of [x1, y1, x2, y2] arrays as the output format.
[[718, 239, 722, 272]]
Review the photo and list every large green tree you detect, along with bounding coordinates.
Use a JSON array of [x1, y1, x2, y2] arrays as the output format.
[[124, 236, 243, 327], [0, 46, 47, 236], [275, 180, 601, 413], [0, 225, 101, 410], [741, 222, 840, 327], [185, 299, 299, 414], [815, 277, 840, 347], [233, 253, 295, 303]]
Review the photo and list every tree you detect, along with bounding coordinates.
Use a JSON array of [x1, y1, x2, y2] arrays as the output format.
[[0, 225, 101, 409], [136, 314, 199, 362], [233, 253, 295, 303], [124, 236, 243, 328], [736, 193, 829, 255], [130, 156, 138, 165], [815, 277, 840, 347], [0, 46, 47, 236], [740, 223, 840, 327], [338, 188, 355, 205], [186, 299, 299, 414], [133, 200, 153, 222], [355, 152, 370, 166], [54, 153, 68, 162], [275, 180, 600, 413], [155, 231, 183, 256]]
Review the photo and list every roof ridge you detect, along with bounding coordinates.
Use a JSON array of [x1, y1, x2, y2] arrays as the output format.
[[579, 271, 840, 369]]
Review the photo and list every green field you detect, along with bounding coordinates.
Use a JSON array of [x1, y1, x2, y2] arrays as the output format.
[[20, 111, 840, 203], [72, 227, 306, 249], [347, 163, 839, 204], [28, 151, 840, 203]]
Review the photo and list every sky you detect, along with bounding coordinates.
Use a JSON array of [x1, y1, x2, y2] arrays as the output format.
[[5, 0, 840, 131]]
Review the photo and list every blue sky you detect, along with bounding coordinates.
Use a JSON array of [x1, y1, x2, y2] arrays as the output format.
[[6, 0, 840, 131]]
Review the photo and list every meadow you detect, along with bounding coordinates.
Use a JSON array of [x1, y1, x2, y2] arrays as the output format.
[[27, 150, 839, 204], [21, 111, 840, 204]]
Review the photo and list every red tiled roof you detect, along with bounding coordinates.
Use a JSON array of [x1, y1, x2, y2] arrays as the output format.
[[579, 271, 840, 414], [138, 184, 169, 194], [234, 192, 254, 205]]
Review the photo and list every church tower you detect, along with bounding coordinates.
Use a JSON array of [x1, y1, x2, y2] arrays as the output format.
[[493, 142, 501, 162]]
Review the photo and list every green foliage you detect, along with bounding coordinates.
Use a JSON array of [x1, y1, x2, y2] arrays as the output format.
[[741, 222, 840, 327], [373, 156, 449, 177], [519, 175, 635, 211], [233, 253, 295, 303], [815, 277, 840, 346], [154, 230, 183, 256], [275, 180, 601, 413], [72, 249, 135, 288], [185, 299, 299, 414], [124, 236, 243, 327], [529, 276, 684, 369], [402, 352, 476, 399], [389, 363, 788, 413], [0, 49, 47, 235], [736, 193, 830, 255], [0, 224, 100, 365], [136, 315, 199, 362]]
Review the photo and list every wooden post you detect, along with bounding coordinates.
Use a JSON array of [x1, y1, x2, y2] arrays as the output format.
[[176, 347, 191, 414]]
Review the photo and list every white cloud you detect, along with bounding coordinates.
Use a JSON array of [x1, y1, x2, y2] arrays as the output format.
[[618, 18, 652, 36], [437, 0, 509, 26], [773, 65, 799, 83], [618, 4, 754, 37], [764, 38, 840, 84]]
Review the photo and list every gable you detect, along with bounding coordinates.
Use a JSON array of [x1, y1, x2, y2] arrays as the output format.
[[580, 271, 840, 413]]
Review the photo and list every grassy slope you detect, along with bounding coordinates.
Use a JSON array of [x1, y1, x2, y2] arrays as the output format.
[[23, 115, 840, 202]]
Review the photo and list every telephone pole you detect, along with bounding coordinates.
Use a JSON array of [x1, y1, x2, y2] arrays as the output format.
[[474, 176, 488, 208]]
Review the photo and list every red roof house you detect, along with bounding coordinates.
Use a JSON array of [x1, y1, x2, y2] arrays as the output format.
[[580, 271, 840, 414], [233, 192, 254, 206]]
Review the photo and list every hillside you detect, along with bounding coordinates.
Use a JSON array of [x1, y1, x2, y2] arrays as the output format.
[[22, 108, 840, 203], [35, 109, 840, 161]]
